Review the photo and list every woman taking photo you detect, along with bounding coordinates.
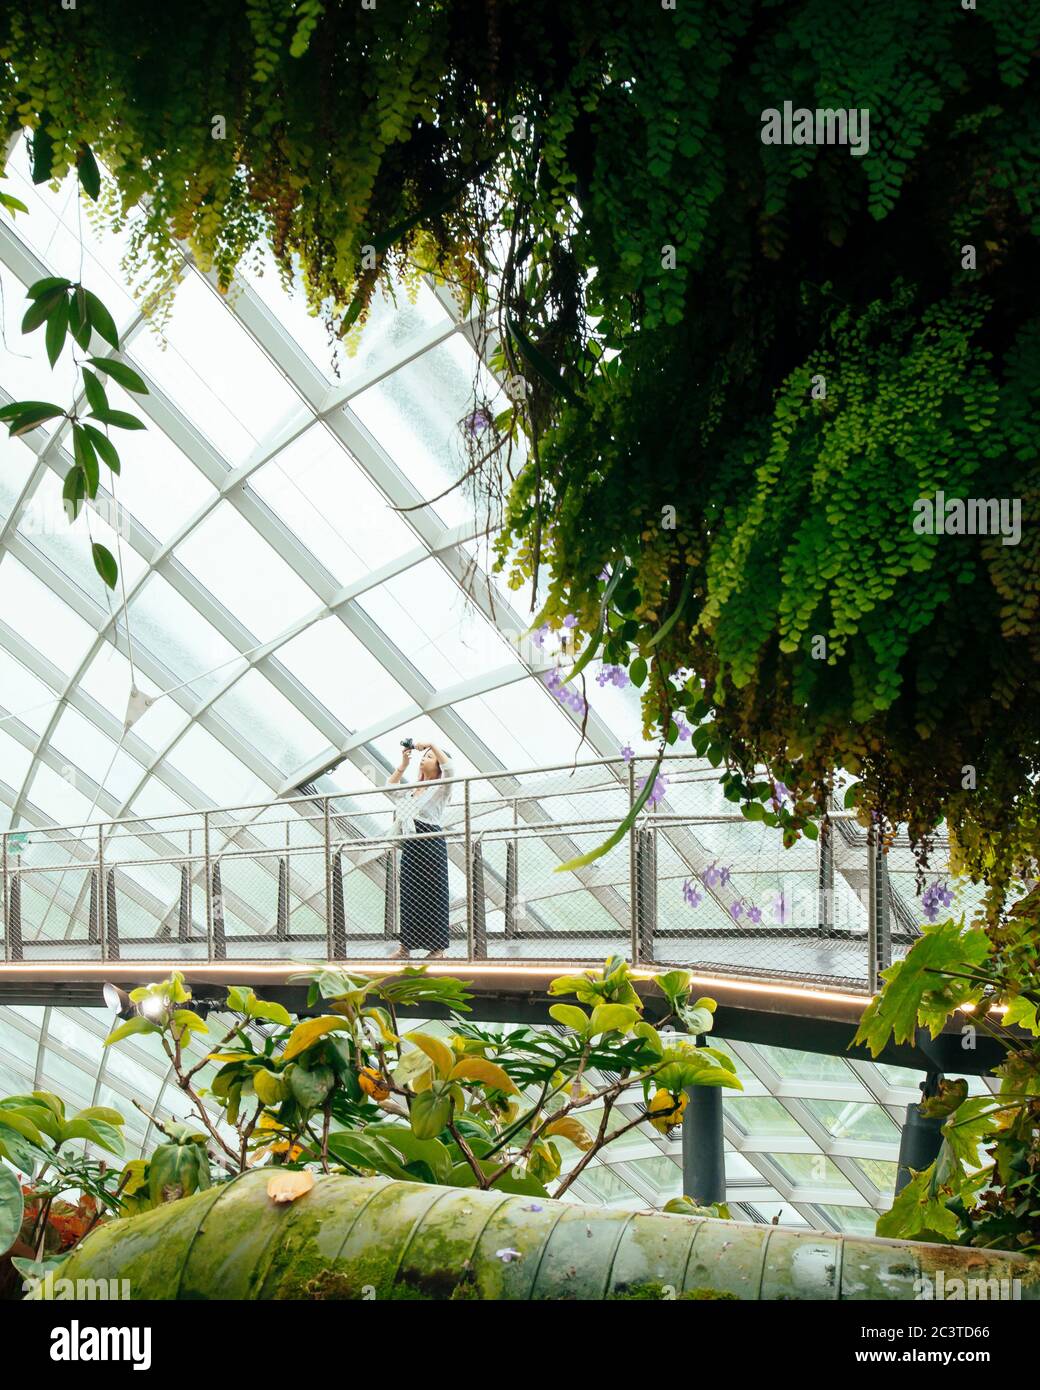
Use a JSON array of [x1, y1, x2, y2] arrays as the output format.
[[387, 740, 453, 959]]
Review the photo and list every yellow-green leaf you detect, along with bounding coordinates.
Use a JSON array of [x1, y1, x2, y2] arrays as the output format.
[[542, 1115, 594, 1150], [589, 1003, 639, 1037], [403, 1031, 455, 1079], [447, 1056, 517, 1093], [548, 1004, 590, 1033], [281, 1016, 351, 1061]]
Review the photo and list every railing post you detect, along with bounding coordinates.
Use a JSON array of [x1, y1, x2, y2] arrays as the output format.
[[866, 831, 891, 990], [1, 831, 8, 963], [98, 823, 107, 963], [628, 761, 637, 965], [464, 779, 474, 959], [324, 797, 334, 960], [504, 804, 518, 940], [817, 822, 834, 936], [203, 811, 213, 963]]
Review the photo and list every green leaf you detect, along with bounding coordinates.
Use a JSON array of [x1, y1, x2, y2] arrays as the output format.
[[59, 1115, 124, 1158], [80, 423, 120, 474], [547, 1003, 590, 1033], [68, 287, 91, 350], [629, 657, 648, 687], [852, 921, 991, 1056], [0, 189, 28, 216], [0, 1165, 24, 1258], [77, 144, 101, 200], [507, 315, 582, 406], [875, 1166, 960, 1242], [0, 1109, 47, 1150], [81, 368, 109, 417], [646, 570, 694, 649], [90, 408, 145, 431], [73, 425, 99, 496], [588, 1002, 639, 1036], [104, 1014, 161, 1046], [88, 356, 149, 395], [27, 277, 72, 299], [91, 542, 118, 590], [44, 291, 69, 367], [20, 286, 65, 334], [83, 291, 119, 350], [281, 1016, 351, 1061], [10, 405, 65, 438], [62, 464, 86, 521], [30, 121, 54, 184]]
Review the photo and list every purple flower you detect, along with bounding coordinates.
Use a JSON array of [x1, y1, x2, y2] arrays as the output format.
[[718, 865, 732, 888], [598, 566, 611, 581], [682, 879, 703, 908], [562, 613, 578, 629], [596, 664, 630, 689], [772, 780, 792, 806], [729, 901, 743, 921], [921, 878, 954, 923], [533, 622, 550, 648], [463, 406, 494, 437], [673, 716, 692, 742], [496, 1248, 523, 1263], [637, 773, 669, 808], [621, 744, 635, 764], [770, 891, 789, 925], [702, 863, 721, 888], [746, 904, 762, 925]]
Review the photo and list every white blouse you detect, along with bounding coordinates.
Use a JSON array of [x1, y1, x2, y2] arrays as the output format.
[[388, 759, 455, 837]]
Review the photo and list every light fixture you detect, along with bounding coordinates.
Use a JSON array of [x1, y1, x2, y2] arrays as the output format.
[[138, 994, 166, 1021], [102, 982, 133, 1018]]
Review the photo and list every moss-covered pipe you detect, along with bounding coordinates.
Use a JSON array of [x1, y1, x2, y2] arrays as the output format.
[[43, 1171, 1040, 1300]]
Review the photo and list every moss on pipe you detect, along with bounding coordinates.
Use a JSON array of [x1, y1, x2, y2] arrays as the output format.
[[40, 1171, 1040, 1301]]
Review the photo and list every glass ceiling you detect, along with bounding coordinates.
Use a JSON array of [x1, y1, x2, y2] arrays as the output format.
[[0, 136, 966, 1234]]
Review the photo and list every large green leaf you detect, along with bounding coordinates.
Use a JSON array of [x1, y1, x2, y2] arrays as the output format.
[[59, 1115, 125, 1157], [83, 291, 119, 350], [281, 1016, 351, 1061], [77, 144, 101, 200], [88, 356, 149, 395], [0, 1165, 24, 1257], [92, 542, 118, 590], [104, 1014, 161, 1046]]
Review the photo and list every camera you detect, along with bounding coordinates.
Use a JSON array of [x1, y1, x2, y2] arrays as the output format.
[[400, 738, 415, 750]]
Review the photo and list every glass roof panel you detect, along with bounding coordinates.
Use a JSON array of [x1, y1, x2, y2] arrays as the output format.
[[173, 501, 321, 642], [210, 668, 329, 777], [251, 426, 414, 585], [131, 273, 301, 465], [350, 334, 491, 528], [277, 617, 411, 731], [0, 553, 95, 674]]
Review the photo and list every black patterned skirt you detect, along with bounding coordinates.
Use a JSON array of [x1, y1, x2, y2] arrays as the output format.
[[399, 821, 450, 951]]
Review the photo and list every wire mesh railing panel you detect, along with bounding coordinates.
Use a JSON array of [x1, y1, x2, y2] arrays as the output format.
[[2, 755, 951, 989]]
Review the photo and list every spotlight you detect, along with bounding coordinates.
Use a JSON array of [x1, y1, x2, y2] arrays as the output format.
[[102, 982, 134, 1018], [138, 994, 166, 1021]]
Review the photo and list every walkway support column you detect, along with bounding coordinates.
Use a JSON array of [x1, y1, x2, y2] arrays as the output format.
[[895, 1071, 946, 1194], [682, 1081, 726, 1206]]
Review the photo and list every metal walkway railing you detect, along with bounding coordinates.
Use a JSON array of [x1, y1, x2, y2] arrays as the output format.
[[1, 753, 956, 992]]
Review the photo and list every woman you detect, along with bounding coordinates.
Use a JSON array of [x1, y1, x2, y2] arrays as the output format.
[[387, 740, 453, 959]]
